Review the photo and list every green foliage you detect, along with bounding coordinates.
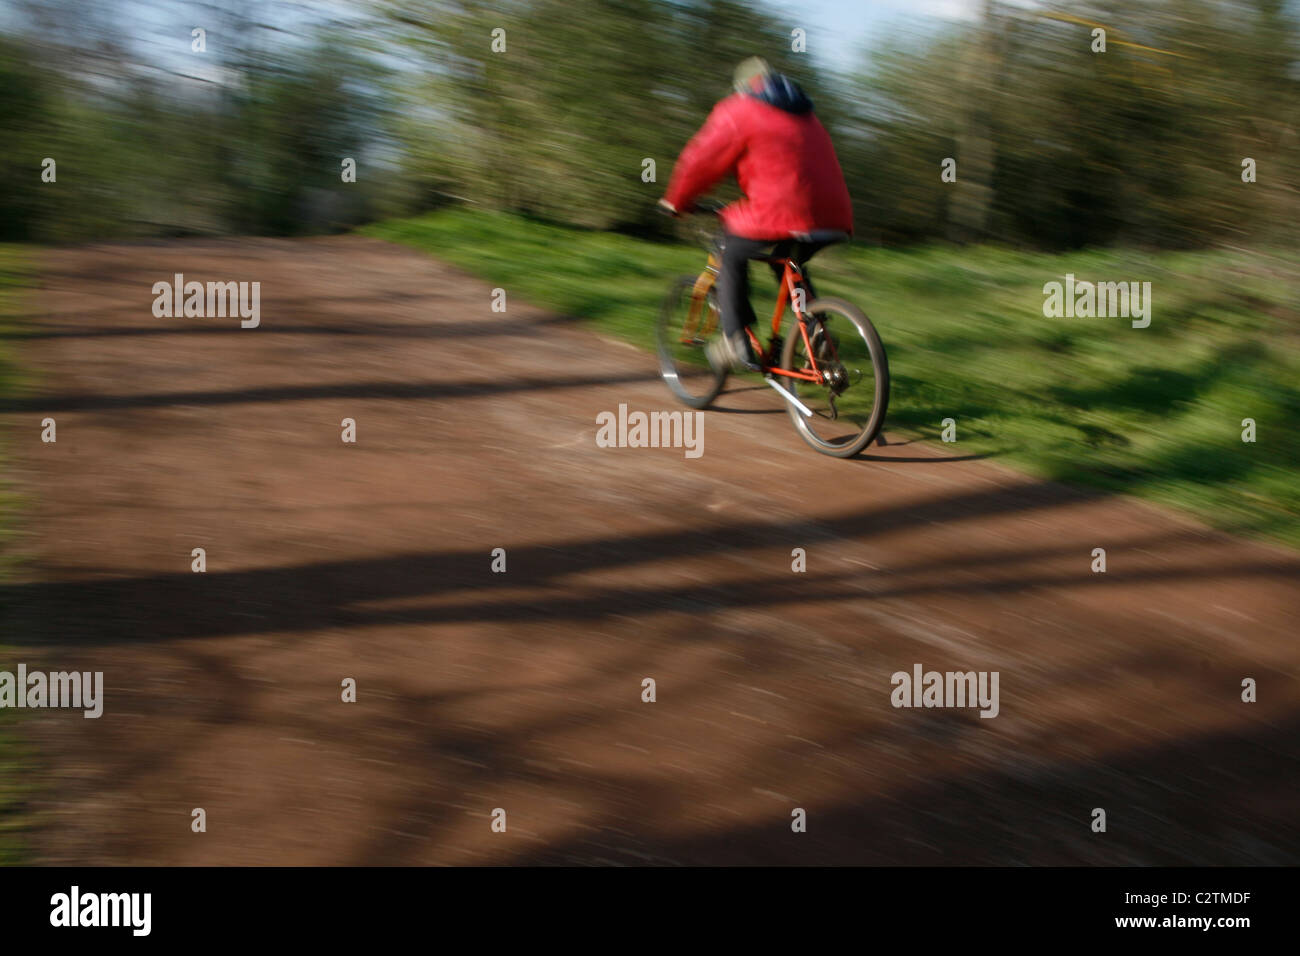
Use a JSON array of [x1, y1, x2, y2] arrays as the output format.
[[0, 26, 394, 240], [0, 39, 55, 240], [838, 0, 1300, 247], [367, 208, 1300, 547], [3, 0, 1296, 248]]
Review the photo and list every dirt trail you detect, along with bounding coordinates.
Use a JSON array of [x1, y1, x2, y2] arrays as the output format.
[[3, 237, 1298, 865]]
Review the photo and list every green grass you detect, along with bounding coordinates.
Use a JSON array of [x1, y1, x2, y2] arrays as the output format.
[[0, 244, 34, 864], [364, 209, 1300, 548]]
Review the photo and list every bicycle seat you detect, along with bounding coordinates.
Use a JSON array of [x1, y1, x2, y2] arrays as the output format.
[[791, 230, 851, 244]]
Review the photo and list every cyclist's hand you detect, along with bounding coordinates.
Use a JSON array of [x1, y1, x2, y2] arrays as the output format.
[[657, 198, 682, 218]]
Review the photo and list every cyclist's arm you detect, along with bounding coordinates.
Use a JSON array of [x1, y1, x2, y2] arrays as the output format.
[[663, 102, 744, 213]]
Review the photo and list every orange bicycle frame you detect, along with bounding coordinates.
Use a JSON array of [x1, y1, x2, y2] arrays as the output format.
[[679, 251, 722, 344], [738, 260, 826, 387]]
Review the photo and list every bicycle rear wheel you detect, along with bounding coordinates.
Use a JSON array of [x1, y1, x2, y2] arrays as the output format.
[[656, 274, 727, 409], [778, 297, 889, 458]]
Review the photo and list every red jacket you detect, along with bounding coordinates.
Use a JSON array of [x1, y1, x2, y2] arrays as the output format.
[[664, 91, 853, 240]]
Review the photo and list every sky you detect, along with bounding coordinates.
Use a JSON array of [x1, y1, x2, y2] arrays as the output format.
[[771, 0, 1039, 75], [0, 0, 1013, 79]]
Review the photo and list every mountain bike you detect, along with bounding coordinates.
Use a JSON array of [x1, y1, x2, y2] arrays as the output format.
[[655, 200, 889, 458]]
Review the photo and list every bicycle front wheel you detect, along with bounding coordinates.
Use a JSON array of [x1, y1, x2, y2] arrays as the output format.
[[656, 274, 727, 409], [778, 297, 889, 458]]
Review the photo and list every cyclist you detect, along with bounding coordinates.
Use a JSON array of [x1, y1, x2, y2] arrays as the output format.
[[659, 57, 853, 373]]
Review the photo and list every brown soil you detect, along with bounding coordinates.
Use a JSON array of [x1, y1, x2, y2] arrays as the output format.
[[3, 237, 1297, 865]]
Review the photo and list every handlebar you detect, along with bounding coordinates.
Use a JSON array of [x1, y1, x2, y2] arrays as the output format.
[[658, 197, 727, 217]]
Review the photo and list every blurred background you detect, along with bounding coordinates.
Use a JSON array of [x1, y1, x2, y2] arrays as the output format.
[[2, 0, 1297, 246]]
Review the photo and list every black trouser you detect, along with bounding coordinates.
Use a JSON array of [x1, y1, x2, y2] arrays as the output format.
[[716, 233, 828, 338]]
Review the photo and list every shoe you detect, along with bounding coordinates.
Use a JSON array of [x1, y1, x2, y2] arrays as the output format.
[[707, 331, 761, 374]]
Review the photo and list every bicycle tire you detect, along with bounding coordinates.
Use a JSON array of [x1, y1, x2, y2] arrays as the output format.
[[656, 274, 727, 409], [778, 297, 890, 458]]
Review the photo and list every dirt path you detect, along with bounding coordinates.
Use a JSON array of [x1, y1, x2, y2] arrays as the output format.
[[3, 237, 1298, 865]]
